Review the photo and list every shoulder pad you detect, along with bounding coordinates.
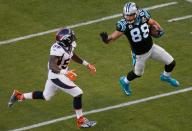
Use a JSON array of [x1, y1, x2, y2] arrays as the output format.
[[138, 9, 151, 20], [50, 43, 64, 56], [116, 18, 128, 32]]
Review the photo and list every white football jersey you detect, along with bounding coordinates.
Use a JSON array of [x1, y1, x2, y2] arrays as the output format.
[[48, 41, 77, 72]]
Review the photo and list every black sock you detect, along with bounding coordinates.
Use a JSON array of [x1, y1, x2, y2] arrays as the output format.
[[73, 95, 82, 109], [127, 70, 141, 81], [32, 91, 45, 100], [165, 60, 176, 72]]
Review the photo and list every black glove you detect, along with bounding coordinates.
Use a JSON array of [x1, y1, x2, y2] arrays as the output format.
[[100, 32, 109, 44]]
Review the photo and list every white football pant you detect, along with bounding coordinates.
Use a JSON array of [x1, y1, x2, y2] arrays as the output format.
[[133, 44, 174, 76], [43, 71, 83, 101]]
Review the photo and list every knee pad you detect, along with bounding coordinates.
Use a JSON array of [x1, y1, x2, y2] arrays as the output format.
[[134, 70, 143, 77], [43, 95, 51, 101], [165, 60, 176, 72], [43, 92, 53, 101], [73, 88, 83, 97], [134, 67, 144, 76]]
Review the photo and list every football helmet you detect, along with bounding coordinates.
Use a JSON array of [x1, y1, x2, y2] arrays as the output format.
[[123, 2, 138, 24], [56, 28, 76, 47]]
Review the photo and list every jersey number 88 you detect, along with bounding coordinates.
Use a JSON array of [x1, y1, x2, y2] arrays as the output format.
[[130, 23, 149, 43]]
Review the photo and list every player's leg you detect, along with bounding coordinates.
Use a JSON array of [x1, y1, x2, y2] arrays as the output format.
[[51, 76, 96, 128], [8, 79, 57, 108], [151, 44, 179, 87], [23, 79, 58, 101], [119, 70, 140, 96], [119, 52, 150, 95]]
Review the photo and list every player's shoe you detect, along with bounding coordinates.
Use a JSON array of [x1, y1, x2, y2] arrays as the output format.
[[77, 116, 97, 128], [119, 76, 131, 96], [8, 90, 24, 108], [160, 74, 180, 87]]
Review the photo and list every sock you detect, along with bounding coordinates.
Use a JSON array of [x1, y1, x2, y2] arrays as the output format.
[[32, 91, 44, 99], [75, 109, 83, 119], [123, 77, 129, 84], [163, 71, 171, 77], [23, 92, 33, 99]]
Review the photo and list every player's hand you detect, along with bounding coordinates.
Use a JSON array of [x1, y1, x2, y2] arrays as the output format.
[[100, 32, 109, 44], [66, 69, 77, 81], [153, 29, 164, 38], [157, 29, 164, 37], [87, 64, 96, 75]]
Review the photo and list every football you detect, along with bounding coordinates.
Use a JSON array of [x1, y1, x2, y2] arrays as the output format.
[[149, 24, 160, 37]]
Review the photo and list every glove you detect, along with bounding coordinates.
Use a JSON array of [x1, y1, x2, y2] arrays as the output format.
[[100, 32, 109, 43], [157, 29, 164, 37], [66, 69, 77, 81], [87, 64, 96, 75]]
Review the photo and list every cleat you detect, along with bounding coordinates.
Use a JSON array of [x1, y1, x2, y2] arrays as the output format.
[[119, 76, 131, 96], [8, 90, 24, 108], [77, 116, 97, 128], [160, 74, 180, 87]]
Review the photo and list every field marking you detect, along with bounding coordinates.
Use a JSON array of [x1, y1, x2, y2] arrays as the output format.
[[168, 15, 192, 22], [185, 0, 192, 3], [10, 87, 192, 131], [0, 2, 178, 46]]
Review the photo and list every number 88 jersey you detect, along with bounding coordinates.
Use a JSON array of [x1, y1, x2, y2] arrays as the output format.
[[116, 9, 153, 55]]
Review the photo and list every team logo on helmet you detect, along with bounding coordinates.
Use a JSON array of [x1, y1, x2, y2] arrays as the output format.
[[56, 28, 76, 47], [123, 2, 138, 24]]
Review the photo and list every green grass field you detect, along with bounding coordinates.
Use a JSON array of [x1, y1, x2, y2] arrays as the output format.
[[0, 0, 192, 130]]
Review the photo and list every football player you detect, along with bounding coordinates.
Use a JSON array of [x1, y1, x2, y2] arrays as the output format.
[[8, 28, 97, 128], [100, 2, 180, 96]]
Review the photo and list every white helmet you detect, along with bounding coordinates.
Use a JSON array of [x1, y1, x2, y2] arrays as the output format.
[[123, 2, 138, 23]]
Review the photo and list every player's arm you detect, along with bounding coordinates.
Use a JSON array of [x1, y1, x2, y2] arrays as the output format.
[[148, 18, 164, 37], [109, 31, 124, 42], [148, 18, 162, 30], [72, 52, 96, 74], [49, 55, 62, 74], [100, 31, 123, 44], [72, 52, 84, 64], [100, 19, 125, 44]]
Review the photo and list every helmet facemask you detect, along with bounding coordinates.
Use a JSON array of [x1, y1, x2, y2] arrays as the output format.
[[60, 35, 72, 47]]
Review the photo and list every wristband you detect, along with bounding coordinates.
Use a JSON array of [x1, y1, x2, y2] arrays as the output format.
[[82, 60, 89, 66]]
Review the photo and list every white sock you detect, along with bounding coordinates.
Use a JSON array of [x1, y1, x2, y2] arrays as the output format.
[[163, 71, 171, 77], [123, 77, 129, 84], [23, 92, 33, 99], [75, 109, 83, 119]]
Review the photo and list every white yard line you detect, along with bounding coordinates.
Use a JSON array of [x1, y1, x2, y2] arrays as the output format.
[[185, 0, 192, 3], [168, 15, 192, 22], [9, 87, 192, 131], [0, 2, 178, 46]]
